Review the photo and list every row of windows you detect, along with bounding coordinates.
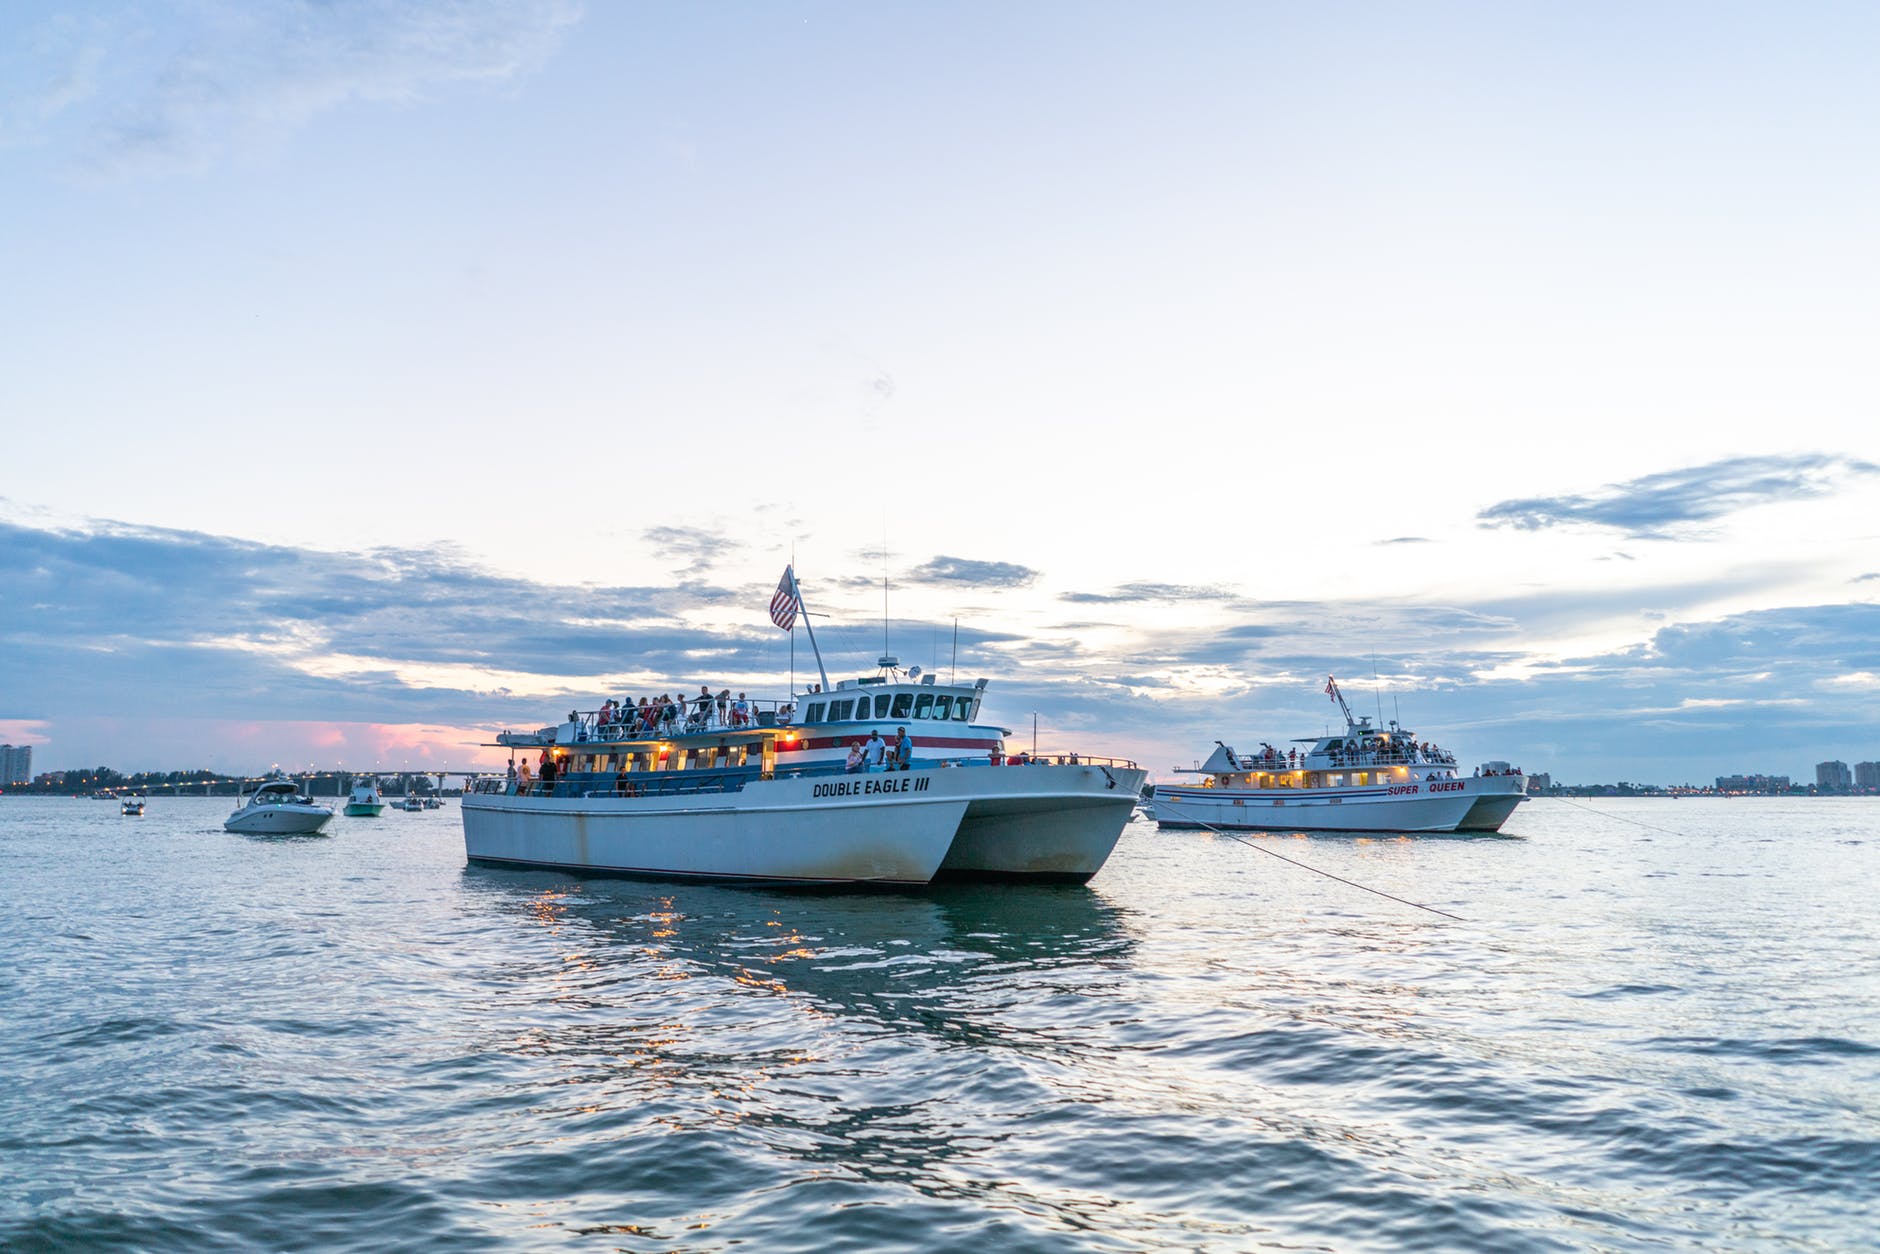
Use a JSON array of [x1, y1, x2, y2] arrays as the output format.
[[572, 745, 756, 773], [802, 692, 980, 725]]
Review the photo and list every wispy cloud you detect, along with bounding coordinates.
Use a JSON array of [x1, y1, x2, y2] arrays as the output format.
[[644, 525, 733, 579], [1060, 582, 1242, 605], [905, 556, 1039, 589], [1477, 453, 1879, 539], [1374, 536, 1431, 546], [40, 0, 581, 175]]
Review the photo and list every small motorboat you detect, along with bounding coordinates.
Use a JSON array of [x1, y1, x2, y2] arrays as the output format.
[[224, 781, 334, 835], [121, 797, 145, 816], [343, 779, 386, 817], [398, 794, 424, 812]]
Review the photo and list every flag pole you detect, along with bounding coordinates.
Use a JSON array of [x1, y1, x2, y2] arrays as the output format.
[[793, 567, 833, 693]]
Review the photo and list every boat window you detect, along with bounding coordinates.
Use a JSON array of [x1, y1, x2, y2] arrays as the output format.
[[953, 699, 975, 721], [874, 694, 891, 718], [914, 693, 935, 719], [932, 695, 953, 719], [805, 702, 825, 724], [830, 699, 854, 721], [890, 693, 912, 718]]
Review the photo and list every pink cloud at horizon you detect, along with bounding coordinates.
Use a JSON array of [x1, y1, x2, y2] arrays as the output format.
[[23, 718, 512, 776]]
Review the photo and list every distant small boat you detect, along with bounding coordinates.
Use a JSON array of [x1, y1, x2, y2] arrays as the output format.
[[120, 797, 145, 816], [422, 795, 443, 809], [225, 781, 334, 835], [343, 779, 386, 817], [398, 794, 424, 812]]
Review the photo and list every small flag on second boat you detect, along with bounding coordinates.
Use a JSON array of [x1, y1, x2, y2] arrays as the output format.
[[770, 566, 800, 631]]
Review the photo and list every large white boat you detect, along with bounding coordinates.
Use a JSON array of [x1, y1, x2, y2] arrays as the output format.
[[1153, 677, 1526, 834], [343, 778, 385, 817], [462, 568, 1145, 886], [224, 780, 335, 835]]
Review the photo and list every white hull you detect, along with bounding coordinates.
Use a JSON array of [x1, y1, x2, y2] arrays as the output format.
[[1153, 776, 1525, 834], [225, 805, 334, 835], [463, 763, 1144, 885], [938, 767, 1145, 880]]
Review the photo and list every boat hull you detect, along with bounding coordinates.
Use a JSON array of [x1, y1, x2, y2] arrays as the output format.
[[462, 763, 1144, 885], [1153, 776, 1525, 834], [224, 806, 334, 835], [343, 802, 385, 817], [936, 766, 1146, 882]]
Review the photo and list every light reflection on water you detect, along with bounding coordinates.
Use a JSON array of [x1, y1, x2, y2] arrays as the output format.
[[1, 796, 1877, 1251]]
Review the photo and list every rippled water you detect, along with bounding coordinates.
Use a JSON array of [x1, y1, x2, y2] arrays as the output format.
[[2, 796, 1876, 1251]]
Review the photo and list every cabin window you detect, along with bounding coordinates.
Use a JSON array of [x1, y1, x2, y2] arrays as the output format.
[[890, 693, 912, 718], [914, 693, 935, 719], [874, 694, 891, 718], [830, 699, 854, 721], [805, 702, 825, 723], [932, 695, 953, 719], [953, 699, 975, 721]]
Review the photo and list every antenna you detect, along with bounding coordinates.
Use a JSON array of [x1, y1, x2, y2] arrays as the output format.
[[951, 618, 958, 684], [882, 533, 890, 661]]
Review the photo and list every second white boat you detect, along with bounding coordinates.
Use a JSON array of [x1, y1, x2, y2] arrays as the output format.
[[1153, 676, 1527, 834]]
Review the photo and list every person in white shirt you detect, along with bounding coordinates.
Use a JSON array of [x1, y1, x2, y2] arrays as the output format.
[[864, 730, 887, 770]]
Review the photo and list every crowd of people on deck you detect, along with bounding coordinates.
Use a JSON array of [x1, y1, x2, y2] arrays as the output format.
[[1240, 737, 1460, 771], [580, 688, 782, 738]]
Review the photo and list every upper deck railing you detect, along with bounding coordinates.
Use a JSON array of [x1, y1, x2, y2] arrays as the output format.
[[470, 749, 1139, 798]]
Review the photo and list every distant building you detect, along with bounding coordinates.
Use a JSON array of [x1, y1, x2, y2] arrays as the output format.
[[0, 744, 31, 787], [1714, 773, 1791, 794], [1526, 772, 1552, 793], [1816, 761, 1852, 792], [1856, 762, 1880, 791]]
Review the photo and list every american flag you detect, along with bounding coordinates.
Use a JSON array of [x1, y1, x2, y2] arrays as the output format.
[[770, 566, 800, 631], [1324, 676, 1337, 700]]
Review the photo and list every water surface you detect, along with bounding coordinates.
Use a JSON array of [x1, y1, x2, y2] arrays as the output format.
[[2, 796, 1876, 1250]]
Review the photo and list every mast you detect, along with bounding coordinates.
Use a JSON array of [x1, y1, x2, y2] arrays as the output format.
[[1325, 674, 1356, 729], [792, 567, 833, 694]]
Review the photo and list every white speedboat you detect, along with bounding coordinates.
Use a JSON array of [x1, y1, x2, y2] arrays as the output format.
[[120, 797, 145, 816], [1154, 676, 1527, 834], [398, 794, 424, 812], [463, 569, 1145, 885], [343, 779, 385, 817], [224, 781, 334, 835]]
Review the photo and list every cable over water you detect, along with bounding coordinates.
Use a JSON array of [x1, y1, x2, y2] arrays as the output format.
[[1149, 798, 1467, 922], [1549, 795, 1692, 838]]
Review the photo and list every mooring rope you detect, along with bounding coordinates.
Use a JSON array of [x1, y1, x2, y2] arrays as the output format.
[[1547, 795, 1689, 838], [1148, 798, 1466, 922]]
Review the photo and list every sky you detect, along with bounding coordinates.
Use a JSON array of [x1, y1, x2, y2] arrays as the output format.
[[3, 1, 1878, 784]]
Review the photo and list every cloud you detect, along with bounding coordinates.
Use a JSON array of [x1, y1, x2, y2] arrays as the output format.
[[644, 525, 734, 578], [1854, 573, 1880, 584], [54, 0, 580, 175], [905, 556, 1039, 589], [1060, 582, 1241, 604], [1476, 453, 1879, 539], [1374, 536, 1431, 546], [7, 513, 1879, 784]]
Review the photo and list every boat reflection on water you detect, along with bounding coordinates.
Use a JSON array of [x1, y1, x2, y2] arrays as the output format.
[[457, 867, 1136, 1044]]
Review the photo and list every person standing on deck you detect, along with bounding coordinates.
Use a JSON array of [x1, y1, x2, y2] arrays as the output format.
[[892, 728, 912, 771], [864, 730, 887, 771]]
